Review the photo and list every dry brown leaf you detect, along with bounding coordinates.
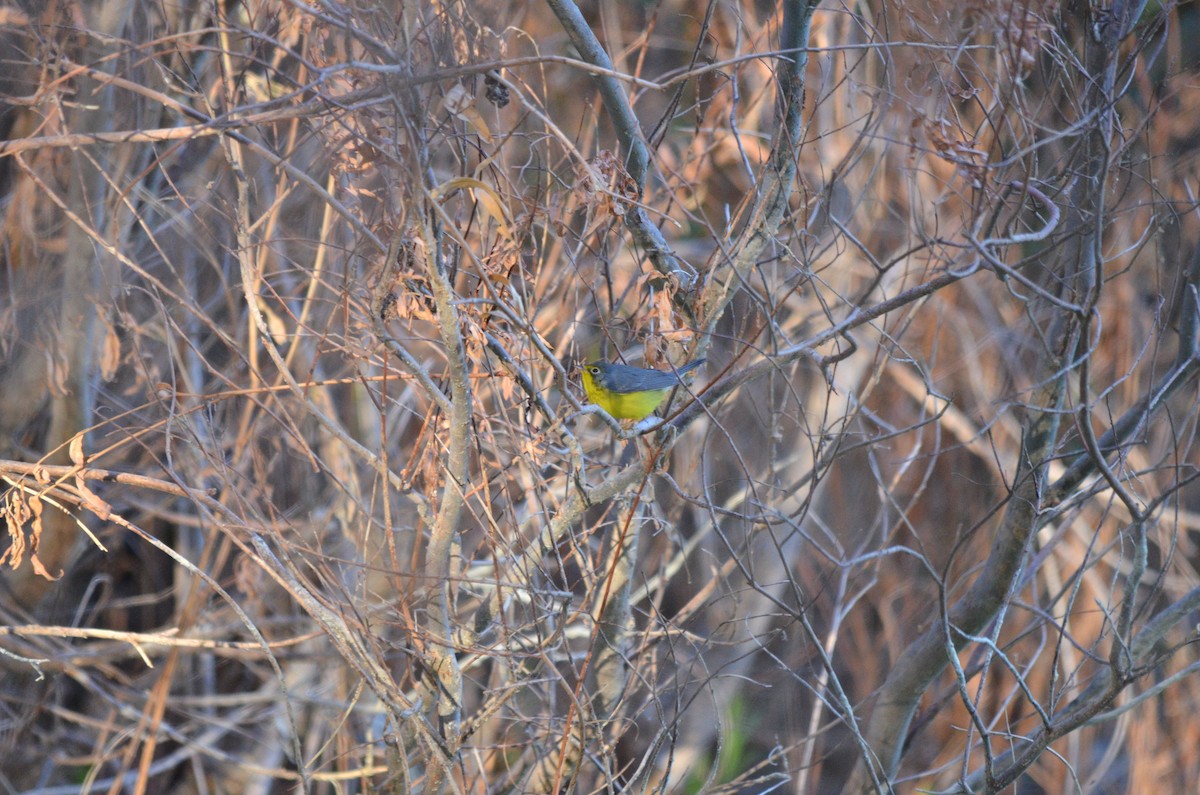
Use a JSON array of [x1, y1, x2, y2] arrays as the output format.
[[0, 488, 59, 579], [29, 552, 60, 581], [46, 345, 70, 398], [576, 150, 639, 220], [68, 433, 85, 467], [100, 321, 120, 382], [443, 84, 493, 143], [75, 480, 112, 522], [27, 492, 42, 544], [434, 176, 511, 236], [2, 491, 30, 568], [260, 302, 289, 345]]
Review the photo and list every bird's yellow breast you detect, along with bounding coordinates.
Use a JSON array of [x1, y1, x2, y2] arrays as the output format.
[[581, 368, 671, 420]]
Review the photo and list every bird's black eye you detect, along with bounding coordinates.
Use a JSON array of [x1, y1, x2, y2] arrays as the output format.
[[589, 366, 600, 374]]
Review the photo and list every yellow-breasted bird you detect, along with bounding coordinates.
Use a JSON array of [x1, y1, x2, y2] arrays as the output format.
[[580, 358, 705, 421]]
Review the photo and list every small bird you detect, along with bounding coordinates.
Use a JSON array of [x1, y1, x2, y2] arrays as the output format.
[[580, 358, 705, 421]]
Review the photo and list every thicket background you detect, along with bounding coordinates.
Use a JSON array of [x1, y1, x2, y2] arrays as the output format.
[[2, 0, 1200, 793]]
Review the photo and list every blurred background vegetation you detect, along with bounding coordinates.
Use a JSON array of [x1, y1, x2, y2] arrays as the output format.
[[2, 0, 1200, 793]]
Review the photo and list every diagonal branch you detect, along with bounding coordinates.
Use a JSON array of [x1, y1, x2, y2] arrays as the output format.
[[545, 0, 699, 295]]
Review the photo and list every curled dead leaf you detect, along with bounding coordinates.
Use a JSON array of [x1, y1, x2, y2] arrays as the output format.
[[443, 84, 493, 143], [100, 321, 120, 381], [573, 150, 639, 219], [433, 177, 511, 236], [68, 433, 85, 467], [75, 480, 112, 522]]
